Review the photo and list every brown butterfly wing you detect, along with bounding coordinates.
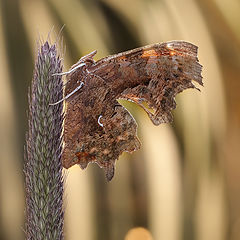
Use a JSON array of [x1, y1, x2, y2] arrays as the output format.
[[91, 41, 203, 125], [62, 41, 202, 181], [62, 68, 141, 181]]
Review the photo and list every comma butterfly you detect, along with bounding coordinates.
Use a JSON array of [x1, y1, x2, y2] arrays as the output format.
[[56, 41, 203, 181]]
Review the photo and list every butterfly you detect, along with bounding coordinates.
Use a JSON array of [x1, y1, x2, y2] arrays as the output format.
[[53, 41, 203, 181]]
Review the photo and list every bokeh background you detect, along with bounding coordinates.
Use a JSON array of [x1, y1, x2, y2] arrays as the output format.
[[0, 0, 240, 239]]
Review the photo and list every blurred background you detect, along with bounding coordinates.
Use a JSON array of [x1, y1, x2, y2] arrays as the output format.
[[0, 0, 240, 239]]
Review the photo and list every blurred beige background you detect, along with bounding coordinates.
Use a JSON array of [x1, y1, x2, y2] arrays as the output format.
[[0, 0, 240, 239]]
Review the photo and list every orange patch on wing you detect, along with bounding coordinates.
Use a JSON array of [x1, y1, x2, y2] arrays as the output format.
[[76, 151, 95, 160], [119, 55, 127, 60], [141, 49, 159, 58], [170, 50, 176, 56]]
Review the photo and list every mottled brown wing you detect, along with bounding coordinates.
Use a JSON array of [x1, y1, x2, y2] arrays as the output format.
[[90, 41, 203, 125], [62, 68, 141, 181], [62, 41, 202, 181]]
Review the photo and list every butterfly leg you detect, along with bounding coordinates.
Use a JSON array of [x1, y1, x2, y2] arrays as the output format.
[[53, 50, 97, 76], [50, 82, 84, 105], [52, 62, 87, 76]]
